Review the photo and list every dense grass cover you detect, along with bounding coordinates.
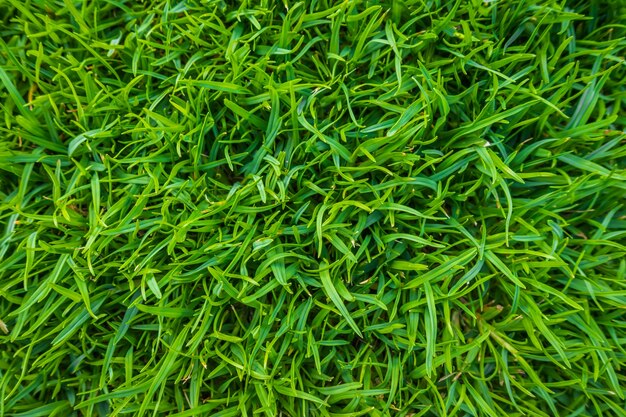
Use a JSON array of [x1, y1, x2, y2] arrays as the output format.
[[0, 0, 625, 416]]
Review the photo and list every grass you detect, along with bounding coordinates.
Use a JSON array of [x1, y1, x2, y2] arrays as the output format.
[[0, 0, 625, 416]]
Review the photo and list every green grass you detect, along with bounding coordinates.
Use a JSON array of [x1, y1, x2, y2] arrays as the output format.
[[0, 0, 625, 416]]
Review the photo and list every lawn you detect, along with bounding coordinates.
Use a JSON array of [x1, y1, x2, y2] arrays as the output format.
[[0, 0, 625, 416]]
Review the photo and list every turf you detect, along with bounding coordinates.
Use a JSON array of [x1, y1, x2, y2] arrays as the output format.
[[0, 0, 626, 416]]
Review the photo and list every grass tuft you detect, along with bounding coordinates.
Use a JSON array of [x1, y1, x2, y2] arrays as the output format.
[[1, 0, 626, 416]]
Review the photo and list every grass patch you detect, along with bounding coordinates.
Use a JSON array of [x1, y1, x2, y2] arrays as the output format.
[[1, 0, 625, 416]]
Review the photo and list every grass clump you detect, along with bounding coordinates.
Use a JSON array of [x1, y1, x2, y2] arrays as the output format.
[[1, 0, 626, 416]]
